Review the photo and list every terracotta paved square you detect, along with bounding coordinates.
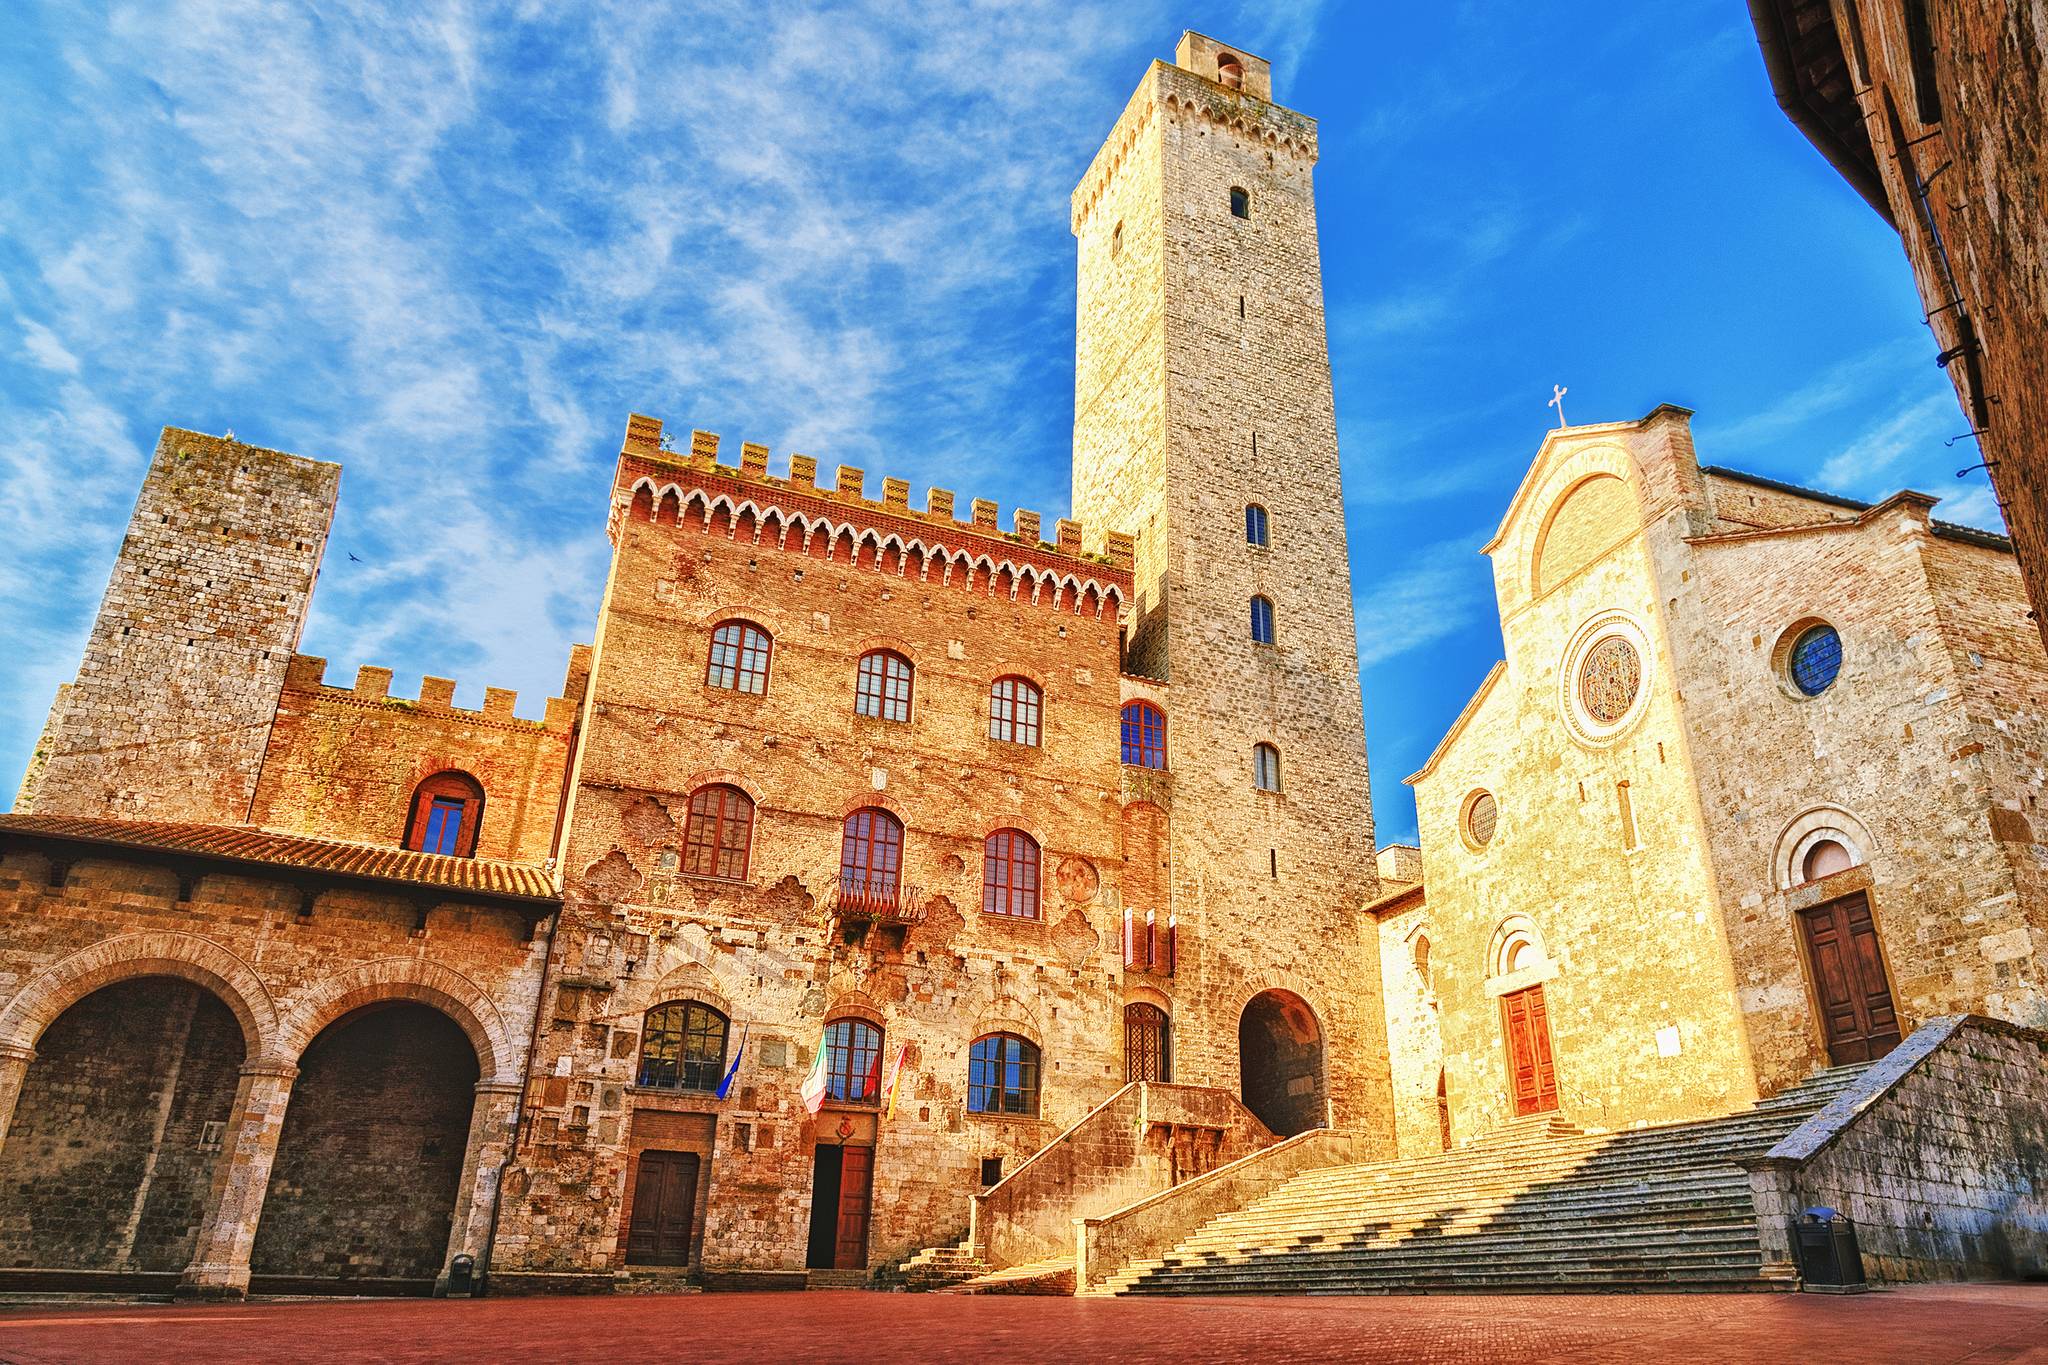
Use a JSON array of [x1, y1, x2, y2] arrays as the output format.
[[1, 1285, 2045, 1365]]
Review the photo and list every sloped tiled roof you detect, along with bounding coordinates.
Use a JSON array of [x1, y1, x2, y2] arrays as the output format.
[[0, 814, 559, 903]]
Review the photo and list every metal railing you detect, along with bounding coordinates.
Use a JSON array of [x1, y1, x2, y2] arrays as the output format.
[[827, 872, 927, 927]]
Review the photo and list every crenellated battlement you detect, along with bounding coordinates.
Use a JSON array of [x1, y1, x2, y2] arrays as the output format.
[[282, 653, 583, 732], [610, 414, 1133, 617]]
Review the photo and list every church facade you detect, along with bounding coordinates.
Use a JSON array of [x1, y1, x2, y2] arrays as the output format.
[[1380, 406, 2048, 1157]]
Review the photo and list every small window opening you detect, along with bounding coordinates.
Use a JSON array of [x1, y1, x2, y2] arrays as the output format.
[[1253, 742, 1281, 792], [1251, 595, 1276, 645], [1617, 780, 1637, 850], [1269, 848, 1278, 879], [1238, 294, 1245, 319], [1903, 0, 1942, 125], [1110, 221, 1123, 259], [1229, 186, 1250, 219], [1245, 504, 1269, 548], [1217, 53, 1245, 90], [980, 1157, 1004, 1186]]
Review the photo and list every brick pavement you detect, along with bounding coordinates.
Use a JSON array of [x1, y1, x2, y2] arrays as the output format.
[[0, 1285, 2044, 1364]]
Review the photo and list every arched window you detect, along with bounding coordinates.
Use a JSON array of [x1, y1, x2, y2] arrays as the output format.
[[1245, 504, 1269, 548], [1414, 935, 1433, 986], [855, 650, 913, 722], [1253, 743, 1281, 792], [1217, 53, 1245, 90], [637, 1001, 729, 1091], [1229, 186, 1250, 219], [1251, 595, 1276, 645], [1125, 1003, 1170, 1082], [1121, 702, 1166, 769], [840, 807, 904, 901], [706, 619, 772, 694], [982, 829, 1041, 919], [824, 1017, 883, 1104], [404, 770, 484, 858], [968, 1033, 1040, 1116], [682, 784, 754, 880], [1110, 220, 1123, 259], [989, 676, 1042, 746]]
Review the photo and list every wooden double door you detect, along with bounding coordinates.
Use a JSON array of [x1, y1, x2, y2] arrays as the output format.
[[806, 1144, 874, 1270], [1799, 892, 1902, 1064], [626, 1149, 700, 1266], [1501, 985, 1559, 1117]]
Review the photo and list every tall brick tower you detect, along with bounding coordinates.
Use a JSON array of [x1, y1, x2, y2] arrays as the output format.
[[1072, 34, 1390, 1132], [19, 429, 339, 823]]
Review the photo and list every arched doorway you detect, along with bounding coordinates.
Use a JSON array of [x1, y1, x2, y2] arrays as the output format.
[[1238, 989, 1325, 1136], [0, 977, 244, 1279], [250, 1002, 479, 1293]]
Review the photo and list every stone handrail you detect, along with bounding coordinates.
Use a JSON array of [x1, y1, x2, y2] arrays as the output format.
[[1739, 1014, 2048, 1282], [1074, 1126, 1388, 1292], [969, 1082, 1273, 1269]]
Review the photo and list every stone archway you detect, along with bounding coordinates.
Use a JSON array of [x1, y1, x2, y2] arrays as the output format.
[[1238, 989, 1326, 1136], [249, 1002, 481, 1292], [0, 976, 247, 1279]]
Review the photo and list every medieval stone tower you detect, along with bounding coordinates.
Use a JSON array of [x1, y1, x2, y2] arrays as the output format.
[[19, 429, 339, 823], [1071, 34, 1391, 1132]]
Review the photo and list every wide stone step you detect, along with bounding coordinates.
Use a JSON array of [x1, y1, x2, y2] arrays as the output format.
[[1178, 1204, 1758, 1253], [1225, 1177, 1754, 1228], [1128, 1242, 1770, 1284], [939, 1258, 1075, 1296], [1163, 1227, 1764, 1271]]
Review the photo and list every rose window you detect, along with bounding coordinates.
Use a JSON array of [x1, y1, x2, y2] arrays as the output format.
[[1577, 636, 1641, 725]]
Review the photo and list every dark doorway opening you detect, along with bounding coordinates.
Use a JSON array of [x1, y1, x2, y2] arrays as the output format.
[[1237, 989, 1325, 1136], [626, 1149, 700, 1266], [805, 1144, 873, 1269], [1799, 892, 1902, 1064]]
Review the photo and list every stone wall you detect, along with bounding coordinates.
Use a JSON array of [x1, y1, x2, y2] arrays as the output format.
[[249, 654, 580, 864], [1676, 487, 2048, 1092], [1069, 45, 1390, 1141], [1372, 888, 1444, 1157], [19, 429, 338, 823], [0, 842, 546, 1295], [1747, 1015, 2048, 1281], [0, 978, 243, 1273], [249, 1004, 479, 1285]]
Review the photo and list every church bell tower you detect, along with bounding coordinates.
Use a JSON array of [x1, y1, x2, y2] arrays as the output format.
[[1071, 34, 1390, 1131]]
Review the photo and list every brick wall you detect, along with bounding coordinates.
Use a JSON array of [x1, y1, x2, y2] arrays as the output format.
[[248, 654, 579, 863], [490, 433, 1138, 1280], [19, 430, 338, 823], [1834, 0, 2048, 655]]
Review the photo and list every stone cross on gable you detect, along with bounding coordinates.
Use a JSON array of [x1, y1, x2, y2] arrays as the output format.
[[1548, 384, 1569, 429]]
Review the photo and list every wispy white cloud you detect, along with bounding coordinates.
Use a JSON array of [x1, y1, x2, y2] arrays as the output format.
[[1815, 393, 1956, 493], [1354, 531, 1496, 669]]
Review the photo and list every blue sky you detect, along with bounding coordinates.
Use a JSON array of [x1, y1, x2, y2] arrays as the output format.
[[0, 2, 1993, 843]]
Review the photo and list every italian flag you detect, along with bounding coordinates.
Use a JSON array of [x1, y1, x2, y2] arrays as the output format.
[[800, 1035, 830, 1115]]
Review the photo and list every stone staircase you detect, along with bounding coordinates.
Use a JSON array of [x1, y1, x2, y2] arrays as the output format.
[[1100, 1066, 1867, 1296], [885, 1241, 991, 1292], [937, 1258, 1076, 1296]]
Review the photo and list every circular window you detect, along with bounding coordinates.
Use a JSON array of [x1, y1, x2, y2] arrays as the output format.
[[1787, 624, 1842, 697], [1560, 612, 1653, 745], [1578, 636, 1642, 724], [1462, 789, 1498, 848]]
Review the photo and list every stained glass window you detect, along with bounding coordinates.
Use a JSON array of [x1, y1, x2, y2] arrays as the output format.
[[1577, 636, 1641, 724], [1790, 625, 1842, 697]]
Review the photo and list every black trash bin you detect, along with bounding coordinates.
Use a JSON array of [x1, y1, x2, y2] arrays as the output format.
[[446, 1253, 476, 1299], [1794, 1207, 1867, 1292]]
